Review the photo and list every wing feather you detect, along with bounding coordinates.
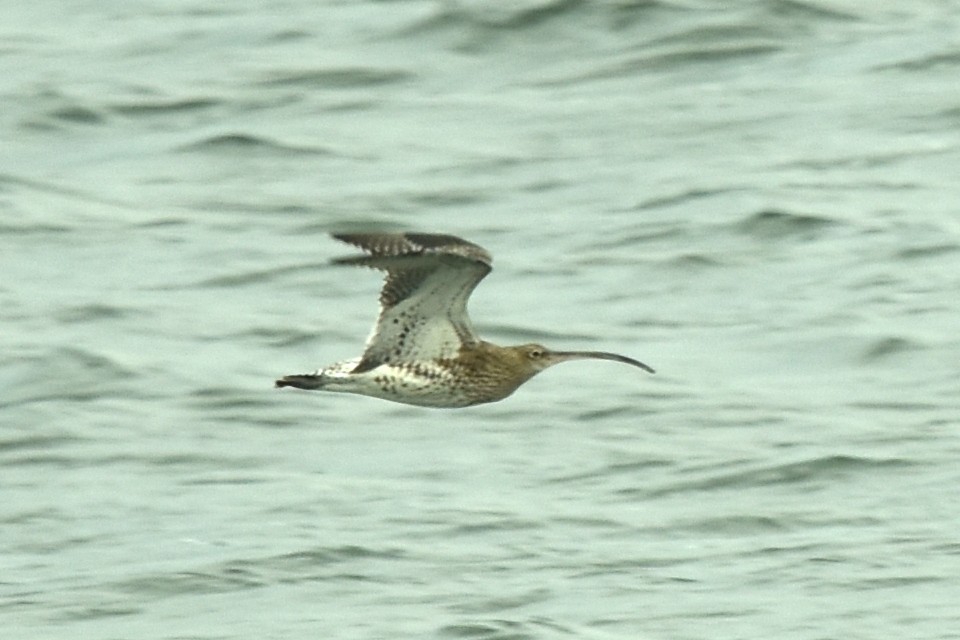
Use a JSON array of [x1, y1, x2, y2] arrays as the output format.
[[330, 233, 493, 371]]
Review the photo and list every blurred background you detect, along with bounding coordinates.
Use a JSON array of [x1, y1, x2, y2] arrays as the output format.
[[2, 1, 959, 638]]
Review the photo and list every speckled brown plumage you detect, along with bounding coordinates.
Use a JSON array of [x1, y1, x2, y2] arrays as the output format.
[[275, 233, 654, 408]]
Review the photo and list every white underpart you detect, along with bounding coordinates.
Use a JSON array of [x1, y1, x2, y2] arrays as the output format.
[[362, 259, 482, 366], [319, 360, 472, 408]]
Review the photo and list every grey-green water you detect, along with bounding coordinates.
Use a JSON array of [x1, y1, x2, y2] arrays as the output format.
[[3, 1, 960, 638]]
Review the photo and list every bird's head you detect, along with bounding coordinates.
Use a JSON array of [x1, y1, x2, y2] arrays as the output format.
[[510, 343, 655, 376]]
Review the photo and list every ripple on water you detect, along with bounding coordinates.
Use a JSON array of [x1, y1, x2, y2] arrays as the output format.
[[860, 335, 925, 362], [0, 346, 140, 409], [181, 132, 342, 158], [637, 454, 916, 499], [111, 544, 406, 600], [54, 303, 137, 324], [732, 209, 839, 240]]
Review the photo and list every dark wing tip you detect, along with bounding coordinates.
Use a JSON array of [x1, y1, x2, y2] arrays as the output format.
[[331, 232, 492, 267]]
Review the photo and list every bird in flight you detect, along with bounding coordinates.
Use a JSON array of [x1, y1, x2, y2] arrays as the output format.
[[276, 233, 654, 407]]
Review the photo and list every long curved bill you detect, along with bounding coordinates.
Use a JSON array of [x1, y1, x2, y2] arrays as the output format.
[[549, 350, 655, 374]]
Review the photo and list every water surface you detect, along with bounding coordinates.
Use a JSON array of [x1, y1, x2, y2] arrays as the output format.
[[3, 1, 960, 638]]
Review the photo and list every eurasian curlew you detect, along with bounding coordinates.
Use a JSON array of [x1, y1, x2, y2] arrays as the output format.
[[275, 233, 654, 407]]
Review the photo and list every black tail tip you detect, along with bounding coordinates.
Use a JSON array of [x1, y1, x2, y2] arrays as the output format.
[[275, 374, 322, 390]]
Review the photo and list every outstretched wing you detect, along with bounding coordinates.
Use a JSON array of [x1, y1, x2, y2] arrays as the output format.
[[331, 233, 493, 372]]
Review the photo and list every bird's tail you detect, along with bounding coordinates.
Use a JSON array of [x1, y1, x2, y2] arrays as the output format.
[[275, 373, 325, 390]]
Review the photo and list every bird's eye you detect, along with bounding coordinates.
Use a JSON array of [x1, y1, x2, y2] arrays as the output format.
[[528, 348, 544, 358]]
